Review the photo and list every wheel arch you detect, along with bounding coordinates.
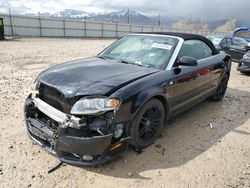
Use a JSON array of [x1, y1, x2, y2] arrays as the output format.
[[128, 95, 168, 148], [153, 95, 170, 124], [131, 93, 170, 124]]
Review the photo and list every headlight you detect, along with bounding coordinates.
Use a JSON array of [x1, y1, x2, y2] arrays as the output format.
[[243, 54, 248, 60], [70, 97, 121, 115]]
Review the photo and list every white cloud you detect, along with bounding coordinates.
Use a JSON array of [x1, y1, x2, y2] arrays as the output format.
[[0, 8, 7, 13], [0, 0, 107, 14]]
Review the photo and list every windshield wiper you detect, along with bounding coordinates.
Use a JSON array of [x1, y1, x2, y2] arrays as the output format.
[[119, 60, 144, 67], [99, 56, 145, 67], [98, 56, 106, 59], [98, 55, 114, 60]]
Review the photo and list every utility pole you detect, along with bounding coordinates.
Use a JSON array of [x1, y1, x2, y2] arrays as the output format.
[[84, 15, 87, 37], [189, 14, 192, 30], [63, 14, 65, 37], [127, 8, 130, 24], [189, 14, 192, 24], [38, 11, 42, 37], [158, 14, 161, 26], [9, 8, 13, 36]]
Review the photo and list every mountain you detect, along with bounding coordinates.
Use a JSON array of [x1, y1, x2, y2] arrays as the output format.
[[207, 19, 232, 30], [214, 20, 236, 32], [23, 8, 249, 32], [26, 9, 158, 25], [50, 9, 92, 18], [94, 9, 155, 25], [48, 9, 156, 25], [235, 19, 250, 28]]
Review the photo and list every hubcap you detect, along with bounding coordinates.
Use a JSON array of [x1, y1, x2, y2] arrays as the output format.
[[138, 106, 162, 142]]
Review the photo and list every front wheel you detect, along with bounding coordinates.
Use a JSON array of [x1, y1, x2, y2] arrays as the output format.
[[129, 99, 165, 149], [210, 73, 229, 101]]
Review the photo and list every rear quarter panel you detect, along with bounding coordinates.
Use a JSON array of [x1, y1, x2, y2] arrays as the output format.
[[210, 51, 231, 88]]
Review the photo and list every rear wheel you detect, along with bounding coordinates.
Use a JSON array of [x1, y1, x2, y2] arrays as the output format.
[[129, 99, 165, 149], [210, 73, 229, 101]]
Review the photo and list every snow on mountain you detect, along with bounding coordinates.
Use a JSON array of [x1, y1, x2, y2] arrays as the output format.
[[95, 9, 154, 25], [103, 9, 141, 17], [51, 9, 91, 18], [25, 8, 155, 24]]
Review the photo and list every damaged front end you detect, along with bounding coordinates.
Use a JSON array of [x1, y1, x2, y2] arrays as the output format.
[[24, 91, 129, 166]]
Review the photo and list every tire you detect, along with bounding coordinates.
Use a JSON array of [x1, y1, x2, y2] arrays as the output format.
[[210, 73, 229, 101], [129, 99, 165, 149]]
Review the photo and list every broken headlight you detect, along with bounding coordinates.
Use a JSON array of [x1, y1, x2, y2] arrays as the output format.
[[70, 97, 120, 115]]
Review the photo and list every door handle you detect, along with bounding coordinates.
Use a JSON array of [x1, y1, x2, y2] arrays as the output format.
[[162, 81, 174, 88]]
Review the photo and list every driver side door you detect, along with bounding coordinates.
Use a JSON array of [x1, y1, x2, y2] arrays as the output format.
[[170, 39, 214, 116], [227, 38, 248, 61]]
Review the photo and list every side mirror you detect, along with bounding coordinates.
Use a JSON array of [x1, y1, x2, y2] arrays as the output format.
[[244, 45, 250, 50], [178, 56, 198, 66]]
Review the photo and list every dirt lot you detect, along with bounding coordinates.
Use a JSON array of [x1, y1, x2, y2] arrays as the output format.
[[0, 38, 249, 188]]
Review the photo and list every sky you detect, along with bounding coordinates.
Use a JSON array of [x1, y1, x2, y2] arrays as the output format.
[[0, 0, 249, 21]]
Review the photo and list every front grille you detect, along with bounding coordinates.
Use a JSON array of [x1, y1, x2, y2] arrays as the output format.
[[25, 102, 58, 153], [38, 83, 75, 113]]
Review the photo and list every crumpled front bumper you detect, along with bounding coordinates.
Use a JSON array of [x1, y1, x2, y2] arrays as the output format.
[[24, 93, 127, 166]]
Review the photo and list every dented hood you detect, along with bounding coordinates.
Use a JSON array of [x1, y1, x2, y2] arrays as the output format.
[[37, 58, 159, 98]]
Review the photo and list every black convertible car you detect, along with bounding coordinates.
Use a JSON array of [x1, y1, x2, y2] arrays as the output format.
[[24, 33, 231, 166]]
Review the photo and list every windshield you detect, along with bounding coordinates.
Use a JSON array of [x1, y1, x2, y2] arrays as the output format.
[[98, 35, 178, 69], [233, 37, 248, 46]]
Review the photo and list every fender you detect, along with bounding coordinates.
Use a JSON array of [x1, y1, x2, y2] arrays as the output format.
[[111, 71, 174, 123]]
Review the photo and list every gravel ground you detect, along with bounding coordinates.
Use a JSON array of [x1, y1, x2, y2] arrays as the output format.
[[0, 38, 249, 188]]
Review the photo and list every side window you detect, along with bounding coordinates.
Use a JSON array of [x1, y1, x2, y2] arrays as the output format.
[[221, 39, 227, 46], [220, 38, 231, 47], [179, 40, 213, 60], [202, 42, 213, 58]]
